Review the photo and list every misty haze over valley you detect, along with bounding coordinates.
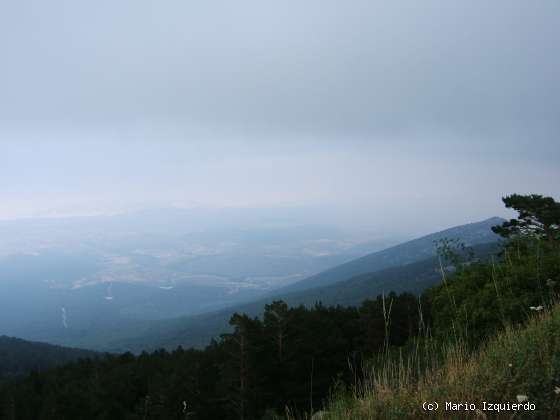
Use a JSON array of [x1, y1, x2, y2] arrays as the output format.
[[0, 208, 402, 338]]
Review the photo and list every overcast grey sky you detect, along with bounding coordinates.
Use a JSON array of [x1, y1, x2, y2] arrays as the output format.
[[0, 1, 558, 232]]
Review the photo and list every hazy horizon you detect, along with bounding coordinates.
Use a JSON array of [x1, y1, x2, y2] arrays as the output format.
[[1, 1, 559, 234]]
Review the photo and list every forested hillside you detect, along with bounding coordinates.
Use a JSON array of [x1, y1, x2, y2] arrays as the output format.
[[0, 336, 98, 381], [0, 294, 422, 419]]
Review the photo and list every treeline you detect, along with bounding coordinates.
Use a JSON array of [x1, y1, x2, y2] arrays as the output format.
[[0, 293, 422, 420]]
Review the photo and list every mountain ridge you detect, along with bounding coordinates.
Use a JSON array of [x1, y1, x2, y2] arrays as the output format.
[[279, 216, 503, 293]]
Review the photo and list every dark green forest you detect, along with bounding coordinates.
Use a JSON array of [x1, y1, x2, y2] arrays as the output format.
[[0, 337, 98, 382], [0, 293, 423, 420], [1, 194, 559, 419]]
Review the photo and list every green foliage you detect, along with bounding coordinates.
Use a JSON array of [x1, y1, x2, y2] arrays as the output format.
[[492, 194, 560, 243], [426, 236, 560, 345], [425, 194, 560, 346]]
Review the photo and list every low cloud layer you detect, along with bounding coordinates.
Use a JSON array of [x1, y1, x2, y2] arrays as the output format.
[[0, 1, 558, 232]]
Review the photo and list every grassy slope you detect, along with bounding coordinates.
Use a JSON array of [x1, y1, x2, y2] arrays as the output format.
[[320, 304, 560, 419]]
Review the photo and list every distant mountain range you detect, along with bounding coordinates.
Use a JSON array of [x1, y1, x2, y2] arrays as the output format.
[[38, 217, 504, 353]]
